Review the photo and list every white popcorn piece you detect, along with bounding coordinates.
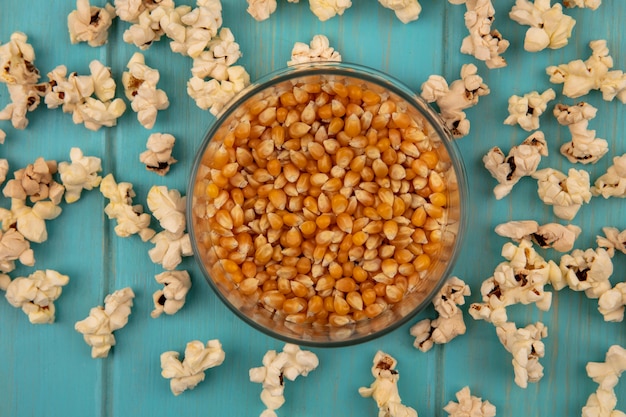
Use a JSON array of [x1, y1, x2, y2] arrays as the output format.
[[140, 133, 177, 176], [100, 174, 155, 241], [547, 40, 626, 102], [187, 66, 251, 116], [443, 386, 496, 417], [504, 88, 556, 131], [421, 63, 490, 138], [509, 0, 576, 52], [250, 343, 319, 417], [483, 131, 548, 199], [191, 28, 242, 80], [378, 0, 422, 24], [2, 270, 69, 324], [166, 0, 223, 58], [122, 52, 169, 129], [358, 351, 417, 417], [114, 0, 173, 22], [410, 277, 471, 352], [0, 198, 62, 243], [3, 157, 64, 204], [44, 65, 94, 113], [0, 228, 35, 273], [75, 287, 135, 358], [0, 84, 46, 130], [495, 220, 581, 252], [151, 270, 191, 318], [0, 158, 8, 183], [582, 345, 626, 417], [449, 0, 509, 69], [58, 147, 102, 204], [563, 0, 601, 10], [73, 96, 127, 130], [287, 34, 342, 67], [532, 167, 592, 220], [148, 230, 193, 270], [597, 226, 626, 257], [592, 154, 626, 199], [161, 339, 225, 396], [246, 0, 277, 21], [558, 247, 613, 298], [121, 1, 175, 50], [309, 0, 352, 21], [598, 283, 626, 322], [147, 185, 186, 235], [554, 102, 608, 164], [68, 0, 116, 47], [495, 321, 548, 388]]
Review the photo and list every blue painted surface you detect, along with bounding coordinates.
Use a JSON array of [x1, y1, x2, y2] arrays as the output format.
[[1, 1, 625, 416]]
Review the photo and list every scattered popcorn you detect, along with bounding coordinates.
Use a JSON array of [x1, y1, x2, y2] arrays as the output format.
[[450, 0, 509, 69], [443, 386, 496, 417], [164, 0, 223, 57], [147, 185, 186, 235], [250, 343, 319, 417], [1, 269, 69, 324], [358, 351, 418, 417], [114, 0, 171, 23], [504, 89, 556, 131], [378, 0, 422, 24], [483, 131, 548, 199], [0, 228, 35, 273], [287, 34, 342, 66], [191, 28, 242, 80], [531, 167, 592, 220], [187, 65, 250, 116], [597, 226, 626, 257], [75, 287, 135, 358], [469, 240, 558, 325], [421, 63, 490, 138], [122, 52, 170, 129], [495, 220, 581, 252], [0, 159, 8, 183], [557, 247, 613, 298], [410, 277, 471, 352], [161, 339, 225, 395], [554, 102, 608, 164], [309, 0, 352, 21], [598, 283, 626, 322], [546, 40, 626, 102], [100, 174, 155, 241], [151, 270, 191, 318], [563, 0, 601, 9], [591, 154, 626, 198], [68, 0, 116, 47], [58, 147, 103, 204], [2, 157, 64, 204], [0, 198, 62, 243], [495, 321, 548, 388], [509, 0, 576, 52], [139, 133, 177, 175], [148, 230, 193, 270], [582, 345, 626, 417], [246, 0, 277, 21]]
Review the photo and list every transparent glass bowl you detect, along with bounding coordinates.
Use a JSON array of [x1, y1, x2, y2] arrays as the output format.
[[188, 62, 467, 347]]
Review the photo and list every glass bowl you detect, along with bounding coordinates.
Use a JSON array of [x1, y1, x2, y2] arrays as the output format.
[[187, 62, 467, 347]]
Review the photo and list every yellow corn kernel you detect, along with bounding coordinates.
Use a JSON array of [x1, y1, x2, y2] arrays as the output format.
[[280, 91, 297, 107], [308, 295, 324, 314], [336, 277, 357, 293], [352, 231, 368, 246], [336, 213, 354, 233], [411, 206, 427, 227], [382, 220, 399, 241], [428, 171, 446, 193], [283, 297, 307, 314], [414, 253, 431, 271], [385, 285, 404, 303], [376, 203, 393, 220], [362, 90, 381, 106], [331, 194, 349, 214], [420, 150, 439, 169], [323, 296, 335, 313], [361, 288, 377, 306], [268, 189, 287, 210], [333, 295, 351, 316], [299, 220, 317, 236], [262, 290, 286, 310], [315, 213, 333, 229], [317, 103, 333, 120]]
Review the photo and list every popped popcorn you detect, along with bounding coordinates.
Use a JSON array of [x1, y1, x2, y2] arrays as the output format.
[[591, 154, 626, 198], [443, 386, 496, 417], [2, 157, 64, 204], [0, 228, 35, 273], [554, 102, 608, 164], [0, 159, 8, 183], [151, 270, 191, 318], [246, 0, 277, 21], [122, 52, 170, 129], [58, 147, 103, 204], [287, 34, 342, 67], [495, 321, 548, 388], [598, 283, 626, 322], [249, 343, 319, 417], [582, 345, 626, 417], [410, 276, 471, 352], [378, 0, 422, 24], [146, 185, 186, 235], [165, 0, 223, 57], [597, 226, 626, 257], [72, 96, 127, 130], [139, 133, 177, 176], [483, 131, 548, 199], [191, 28, 242, 80], [161, 339, 225, 395], [563, 0, 601, 9], [509, 0, 576, 52], [556, 247, 613, 297], [450, 0, 509, 69], [0, 198, 62, 243], [358, 351, 418, 417], [503, 89, 556, 131], [100, 174, 155, 241], [546, 40, 626, 102], [495, 220, 581, 252], [121, 1, 175, 50], [148, 230, 193, 270], [531, 167, 592, 220], [309, 0, 352, 21], [68, 0, 117, 47], [75, 287, 135, 358], [1, 269, 69, 324], [114, 0, 173, 23], [186, 65, 250, 116], [421, 63, 490, 138]]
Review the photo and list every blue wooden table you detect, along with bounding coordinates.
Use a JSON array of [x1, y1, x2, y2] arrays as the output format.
[[1, 1, 625, 416]]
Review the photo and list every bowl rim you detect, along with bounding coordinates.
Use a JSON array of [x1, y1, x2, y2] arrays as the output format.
[[187, 61, 469, 347]]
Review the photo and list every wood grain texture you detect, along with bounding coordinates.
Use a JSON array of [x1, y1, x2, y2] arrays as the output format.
[[1, 1, 625, 416]]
